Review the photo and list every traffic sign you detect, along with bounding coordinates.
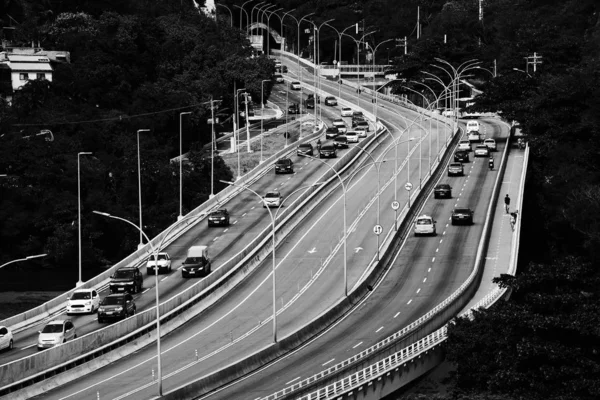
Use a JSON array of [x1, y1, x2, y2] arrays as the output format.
[[391, 201, 400, 211], [404, 182, 413, 191], [373, 225, 383, 235]]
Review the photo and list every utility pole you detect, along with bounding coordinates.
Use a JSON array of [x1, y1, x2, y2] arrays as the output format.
[[525, 52, 543, 73], [417, 6, 420, 39], [395, 37, 407, 55]]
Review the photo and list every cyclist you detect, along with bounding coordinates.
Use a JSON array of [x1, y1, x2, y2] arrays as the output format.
[[510, 210, 519, 231]]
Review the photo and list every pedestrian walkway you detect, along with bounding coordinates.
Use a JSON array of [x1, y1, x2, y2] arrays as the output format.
[[461, 141, 527, 312]]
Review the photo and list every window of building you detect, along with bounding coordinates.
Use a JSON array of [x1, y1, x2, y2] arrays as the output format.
[[19, 73, 29, 80], [37, 73, 46, 80]]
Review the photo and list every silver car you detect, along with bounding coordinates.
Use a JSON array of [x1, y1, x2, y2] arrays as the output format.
[[37, 319, 76, 350], [263, 191, 282, 208]]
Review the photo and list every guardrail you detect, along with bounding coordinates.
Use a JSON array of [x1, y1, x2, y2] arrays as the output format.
[[0, 119, 326, 396], [160, 99, 457, 399], [293, 120, 521, 400]]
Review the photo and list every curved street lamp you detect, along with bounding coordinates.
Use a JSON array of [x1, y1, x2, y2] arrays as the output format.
[[342, 30, 376, 107], [324, 22, 358, 98], [272, 9, 296, 51], [136, 129, 150, 249], [0, 254, 47, 270], [77, 151, 93, 286], [250, 2, 267, 34], [265, 8, 284, 55]]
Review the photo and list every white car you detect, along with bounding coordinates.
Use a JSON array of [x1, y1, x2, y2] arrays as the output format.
[[290, 81, 302, 90], [340, 107, 353, 117], [414, 215, 437, 236], [0, 326, 13, 351], [263, 191, 282, 208], [468, 131, 480, 142], [466, 120, 480, 133], [345, 131, 359, 143], [37, 319, 76, 350], [332, 119, 347, 133], [474, 144, 490, 157], [458, 140, 471, 152], [146, 252, 172, 275], [66, 289, 100, 315], [483, 138, 496, 151], [354, 127, 368, 137]]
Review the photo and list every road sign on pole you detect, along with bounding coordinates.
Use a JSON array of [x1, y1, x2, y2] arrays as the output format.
[[391, 201, 400, 210], [404, 182, 413, 191], [373, 224, 383, 235]]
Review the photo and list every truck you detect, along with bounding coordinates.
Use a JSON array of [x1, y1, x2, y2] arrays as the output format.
[[181, 246, 212, 278]]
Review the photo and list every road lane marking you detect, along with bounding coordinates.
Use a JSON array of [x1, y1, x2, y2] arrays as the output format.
[[439, 239, 443, 243], [142, 289, 150, 294], [161, 276, 169, 282], [435, 248, 439, 253], [286, 377, 301, 385], [428, 268, 431, 272], [423, 278, 427, 283], [407, 299, 412, 305], [416, 288, 421, 294], [432, 257, 435, 262], [233, 220, 238, 224], [376, 327, 384, 333], [213, 237, 219, 242], [223, 229, 228, 233], [394, 312, 401, 318], [21, 344, 36, 350], [353, 342, 363, 349], [242, 213, 247, 217], [322, 358, 335, 366]]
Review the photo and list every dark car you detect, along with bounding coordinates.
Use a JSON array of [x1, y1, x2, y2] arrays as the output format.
[[275, 157, 294, 174], [354, 120, 370, 131], [97, 293, 136, 323], [297, 143, 314, 156], [325, 127, 340, 139], [352, 116, 366, 127], [181, 247, 212, 278], [208, 209, 230, 227], [448, 162, 464, 177], [109, 266, 143, 294], [288, 103, 299, 114], [352, 111, 364, 120], [454, 150, 470, 163], [434, 184, 452, 199], [333, 135, 349, 149], [304, 98, 315, 109], [319, 144, 337, 158], [281, 65, 288, 73], [451, 207, 474, 225], [324, 96, 337, 106], [307, 93, 320, 104]]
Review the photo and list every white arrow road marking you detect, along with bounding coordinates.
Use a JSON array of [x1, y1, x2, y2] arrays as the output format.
[[308, 247, 317, 254], [355, 247, 363, 253]]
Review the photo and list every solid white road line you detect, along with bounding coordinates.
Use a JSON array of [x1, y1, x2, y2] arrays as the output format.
[[322, 358, 336, 366], [352, 342, 363, 349]]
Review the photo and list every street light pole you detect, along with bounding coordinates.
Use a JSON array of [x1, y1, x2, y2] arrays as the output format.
[[250, 2, 266, 34], [179, 112, 191, 220], [235, 88, 246, 180], [137, 129, 150, 249], [0, 254, 47, 270], [77, 151, 93, 286], [324, 23, 357, 99], [261, 79, 270, 163]]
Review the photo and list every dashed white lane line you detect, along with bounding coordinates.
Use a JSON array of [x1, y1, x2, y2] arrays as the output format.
[[435, 248, 439, 253], [21, 344, 36, 350], [439, 239, 443, 244], [223, 229, 228, 233], [428, 268, 431, 272], [251, 207, 255, 210], [353, 342, 363, 349], [416, 288, 421, 294], [142, 288, 150, 294], [432, 257, 436, 262], [161, 276, 169, 282], [423, 277, 427, 283], [376, 327, 384, 333], [233, 220, 238, 224], [407, 299, 413, 305], [322, 358, 335, 366], [212, 237, 219, 242], [394, 312, 401, 318], [286, 377, 301, 385], [242, 213, 247, 217]]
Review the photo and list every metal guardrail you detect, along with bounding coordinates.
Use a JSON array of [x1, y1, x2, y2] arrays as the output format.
[[293, 120, 522, 400]]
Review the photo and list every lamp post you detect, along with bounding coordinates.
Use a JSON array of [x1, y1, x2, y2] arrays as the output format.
[[411, 80, 451, 156], [235, 88, 246, 180], [261, 79, 270, 163], [286, 12, 315, 116], [325, 22, 358, 99], [367, 38, 393, 117], [342, 30, 376, 107], [216, 4, 233, 27], [309, 18, 335, 126], [77, 151, 93, 286], [259, 5, 277, 53], [250, 2, 267, 34], [513, 67, 532, 78], [220, 181, 321, 342], [137, 129, 150, 249], [209, 97, 222, 198], [0, 254, 47, 270], [272, 9, 296, 51], [178, 112, 192, 220], [265, 8, 283, 55], [476, 65, 496, 78], [234, 5, 249, 32], [402, 86, 434, 180]]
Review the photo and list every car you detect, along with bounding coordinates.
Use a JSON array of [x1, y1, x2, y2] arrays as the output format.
[[468, 131, 481, 143], [474, 144, 490, 157], [307, 93, 320, 104], [451, 207, 474, 225], [288, 103, 299, 114], [263, 190, 283, 208], [319, 144, 337, 158], [66, 289, 100, 314], [181, 245, 211, 278], [207, 209, 230, 227], [340, 107, 353, 117], [0, 326, 13, 351], [354, 120, 370, 131], [291, 81, 301, 90], [275, 157, 294, 174], [448, 162, 465, 176], [458, 140, 472, 152], [273, 74, 284, 83], [332, 119, 347, 133], [345, 131, 359, 143], [352, 111, 364, 120], [325, 126, 340, 139], [324, 96, 337, 106], [97, 293, 136, 323], [297, 143, 314, 156], [434, 183, 452, 199], [355, 126, 368, 137], [304, 98, 315, 109], [37, 319, 76, 350], [466, 120, 480, 133], [109, 266, 143, 294], [333, 135, 349, 149], [442, 109, 457, 117], [146, 252, 172, 274], [454, 150, 470, 163], [414, 215, 436, 236], [281, 65, 288, 73], [483, 138, 497, 151]]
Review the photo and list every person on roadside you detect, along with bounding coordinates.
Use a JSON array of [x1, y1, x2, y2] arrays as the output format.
[[316, 138, 321, 151], [504, 194, 511, 214]]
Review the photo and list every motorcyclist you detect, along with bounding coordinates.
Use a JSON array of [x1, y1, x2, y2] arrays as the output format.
[[316, 138, 322, 150]]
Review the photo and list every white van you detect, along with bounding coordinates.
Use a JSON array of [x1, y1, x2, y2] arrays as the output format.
[[466, 120, 480, 133]]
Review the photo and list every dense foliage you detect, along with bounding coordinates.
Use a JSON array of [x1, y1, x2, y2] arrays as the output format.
[[0, 1, 274, 288]]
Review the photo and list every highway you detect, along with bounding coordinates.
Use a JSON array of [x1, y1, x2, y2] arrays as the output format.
[[26, 59, 457, 399], [0, 77, 353, 366]]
